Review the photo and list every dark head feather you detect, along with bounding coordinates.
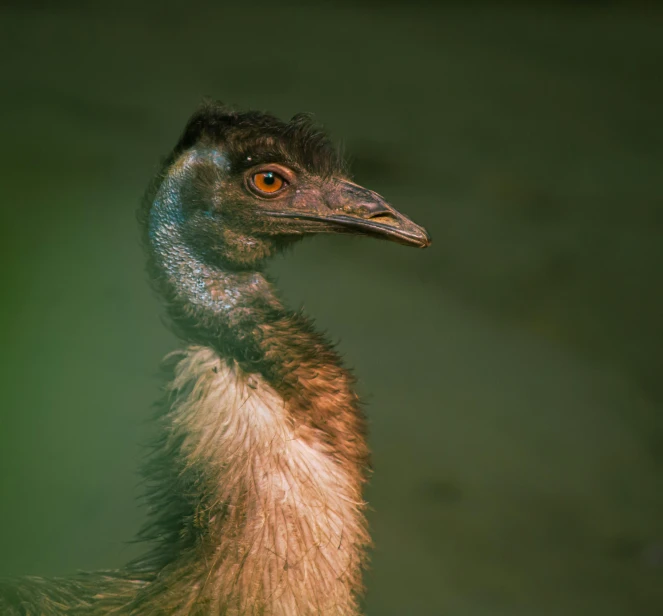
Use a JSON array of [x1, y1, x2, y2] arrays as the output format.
[[170, 100, 347, 179]]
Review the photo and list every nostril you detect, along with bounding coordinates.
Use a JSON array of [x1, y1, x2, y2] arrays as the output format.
[[358, 202, 396, 219], [367, 211, 396, 222]]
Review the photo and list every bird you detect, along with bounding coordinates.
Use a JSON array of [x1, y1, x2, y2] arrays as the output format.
[[1, 101, 430, 615]]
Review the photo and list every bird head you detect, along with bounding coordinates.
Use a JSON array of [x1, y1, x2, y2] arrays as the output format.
[[147, 102, 431, 270]]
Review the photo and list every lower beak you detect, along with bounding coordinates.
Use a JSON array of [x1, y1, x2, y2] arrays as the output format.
[[263, 210, 431, 248]]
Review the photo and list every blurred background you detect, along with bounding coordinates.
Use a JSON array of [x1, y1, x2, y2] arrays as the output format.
[[1, 1, 662, 614]]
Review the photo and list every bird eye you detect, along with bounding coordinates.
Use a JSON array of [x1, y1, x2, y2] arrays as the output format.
[[250, 171, 287, 195]]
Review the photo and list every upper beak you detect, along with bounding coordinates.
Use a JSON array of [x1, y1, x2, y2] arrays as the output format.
[[263, 179, 431, 248]]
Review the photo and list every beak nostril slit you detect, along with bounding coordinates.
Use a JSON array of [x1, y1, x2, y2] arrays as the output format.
[[367, 211, 396, 221], [352, 201, 397, 220]]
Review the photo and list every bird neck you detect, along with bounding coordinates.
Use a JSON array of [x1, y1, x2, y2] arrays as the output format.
[[136, 159, 371, 614], [146, 147, 279, 345]]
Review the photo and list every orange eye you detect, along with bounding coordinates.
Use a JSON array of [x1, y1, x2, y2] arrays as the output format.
[[251, 171, 286, 195]]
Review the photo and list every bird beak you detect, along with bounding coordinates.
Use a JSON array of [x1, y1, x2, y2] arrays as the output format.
[[263, 179, 431, 248]]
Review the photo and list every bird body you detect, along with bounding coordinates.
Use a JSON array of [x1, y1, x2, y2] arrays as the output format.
[[1, 102, 429, 615]]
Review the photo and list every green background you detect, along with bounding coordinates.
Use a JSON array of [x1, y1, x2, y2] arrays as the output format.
[[1, 1, 662, 614]]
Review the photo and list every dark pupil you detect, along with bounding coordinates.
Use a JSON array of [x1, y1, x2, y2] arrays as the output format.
[[263, 172, 275, 185]]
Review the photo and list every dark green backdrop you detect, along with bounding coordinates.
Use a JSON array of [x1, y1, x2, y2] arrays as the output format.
[[1, 2, 662, 614]]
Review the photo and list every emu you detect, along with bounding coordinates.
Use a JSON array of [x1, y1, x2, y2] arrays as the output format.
[[1, 102, 430, 615]]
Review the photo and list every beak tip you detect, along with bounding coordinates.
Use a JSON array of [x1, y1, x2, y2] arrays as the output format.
[[415, 228, 432, 248]]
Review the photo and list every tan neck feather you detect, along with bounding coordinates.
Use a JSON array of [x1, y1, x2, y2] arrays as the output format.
[[140, 345, 369, 615]]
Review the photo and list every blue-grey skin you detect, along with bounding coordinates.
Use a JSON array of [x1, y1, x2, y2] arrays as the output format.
[[149, 148, 271, 321]]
